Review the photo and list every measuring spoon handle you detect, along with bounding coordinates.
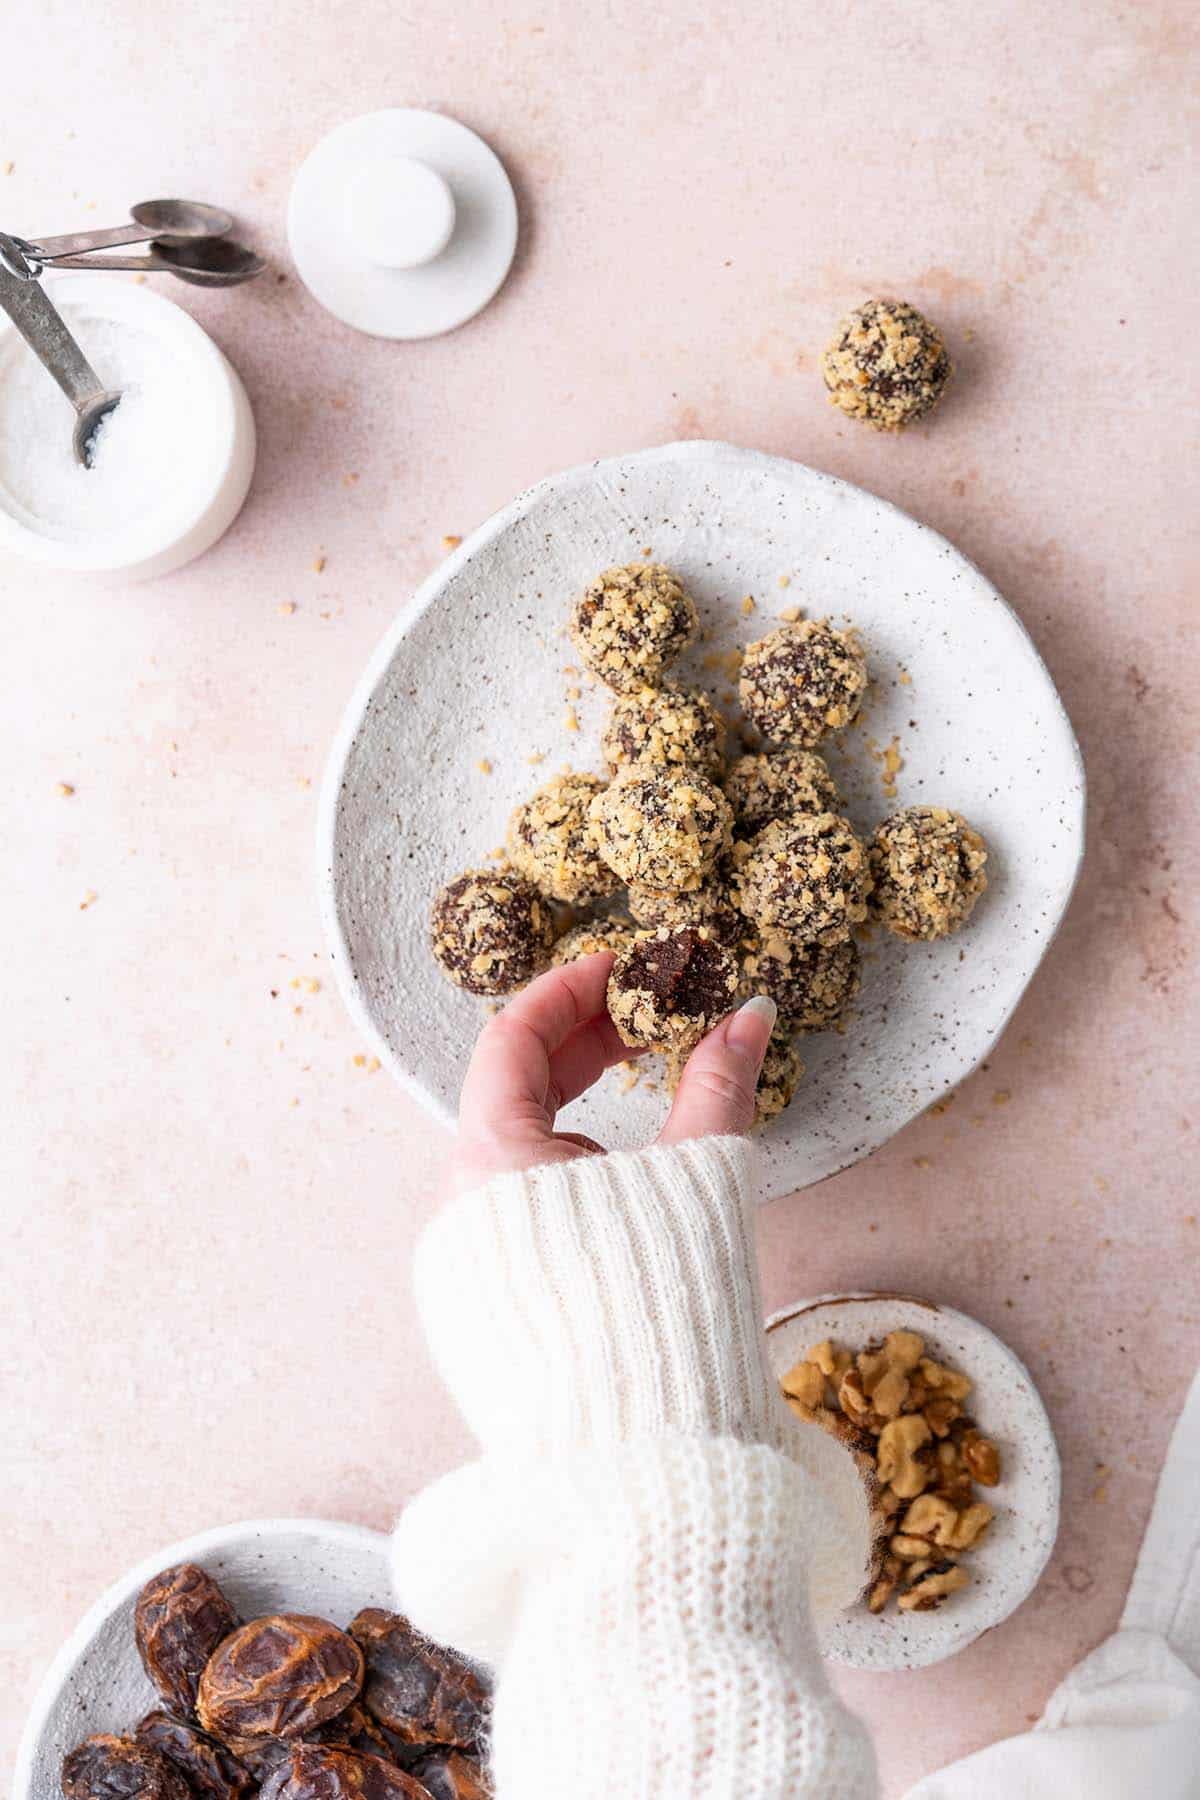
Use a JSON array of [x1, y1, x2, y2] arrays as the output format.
[[0, 242, 107, 413]]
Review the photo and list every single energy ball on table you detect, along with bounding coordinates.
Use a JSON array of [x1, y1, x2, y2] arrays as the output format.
[[430, 869, 555, 995], [588, 769, 732, 893], [869, 806, 988, 940], [570, 562, 698, 694], [821, 297, 952, 431], [602, 682, 726, 777], [550, 915, 636, 965], [627, 871, 742, 948], [724, 747, 841, 833], [732, 813, 872, 943], [506, 771, 620, 904], [607, 925, 739, 1055], [739, 621, 868, 748], [739, 929, 861, 1031]]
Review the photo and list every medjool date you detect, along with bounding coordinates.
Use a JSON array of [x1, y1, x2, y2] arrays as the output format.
[[348, 1610, 489, 1750], [409, 1749, 492, 1800], [134, 1713, 255, 1800], [62, 1735, 191, 1800], [258, 1745, 429, 1800], [134, 1564, 239, 1718], [310, 1704, 407, 1763], [197, 1615, 363, 1742]]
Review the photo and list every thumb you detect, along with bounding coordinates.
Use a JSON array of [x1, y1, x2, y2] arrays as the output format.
[[658, 995, 778, 1145]]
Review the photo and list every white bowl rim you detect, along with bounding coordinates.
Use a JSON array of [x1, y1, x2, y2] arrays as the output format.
[[14, 1516, 388, 1799], [316, 437, 1086, 1152]]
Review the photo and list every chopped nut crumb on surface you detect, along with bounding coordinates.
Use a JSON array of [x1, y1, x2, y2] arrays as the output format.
[[278, 601, 297, 616], [56, 782, 75, 797], [476, 758, 493, 775], [79, 890, 98, 910], [312, 554, 326, 574], [442, 534, 462, 550]]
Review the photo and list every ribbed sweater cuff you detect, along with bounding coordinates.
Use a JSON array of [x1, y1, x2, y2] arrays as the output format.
[[414, 1137, 780, 1454]]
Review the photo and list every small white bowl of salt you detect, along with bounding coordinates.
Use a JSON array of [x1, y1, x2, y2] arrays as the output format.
[[0, 274, 255, 580]]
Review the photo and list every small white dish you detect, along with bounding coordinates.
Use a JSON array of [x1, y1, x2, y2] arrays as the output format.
[[318, 439, 1085, 1197], [288, 110, 518, 339], [14, 1517, 392, 1800], [0, 276, 255, 581], [766, 1293, 1061, 1670]]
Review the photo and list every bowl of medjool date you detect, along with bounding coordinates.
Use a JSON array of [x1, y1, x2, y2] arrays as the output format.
[[15, 1520, 491, 1800]]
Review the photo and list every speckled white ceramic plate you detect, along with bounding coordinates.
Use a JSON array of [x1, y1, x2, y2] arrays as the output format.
[[766, 1294, 1060, 1670], [319, 440, 1084, 1196], [14, 1519, 393, 1800]]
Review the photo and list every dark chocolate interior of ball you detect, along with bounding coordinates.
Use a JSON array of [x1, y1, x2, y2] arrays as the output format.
[[622, 927, 733, 1018]]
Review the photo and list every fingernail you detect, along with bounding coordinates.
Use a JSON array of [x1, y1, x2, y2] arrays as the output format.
[[727, 993, 777, 1053]]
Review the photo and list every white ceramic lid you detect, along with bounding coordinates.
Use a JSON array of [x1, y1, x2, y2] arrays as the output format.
[[287, 109, 518, 339]]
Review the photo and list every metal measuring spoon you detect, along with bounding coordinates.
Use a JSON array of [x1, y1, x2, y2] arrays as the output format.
[[47, 237, 266, 287], [0, 233, 120, 466], [29, 199, 234, 262]]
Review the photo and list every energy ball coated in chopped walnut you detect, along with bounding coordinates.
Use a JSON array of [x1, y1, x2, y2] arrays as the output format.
[[627, 872, 742, 947], [588, 770, 732, 893], [821, 298, 952, 431], [723, 748, 841, 834], [754, 1030, 805, 1125], [430, 870, 555, 996], [738, 621, 868, 748], [550, 916, 636, 966], [506, 772, 621, 905], [569, 562, 698, 694], [869, 806, 988, 940], [732, 814, 872, 942], [602, 683, 726, 777], [607, 926, 738, 1055], [739, 929, 861, 1031]]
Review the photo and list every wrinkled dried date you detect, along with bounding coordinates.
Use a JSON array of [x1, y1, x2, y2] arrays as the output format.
[[62, 1734, 192, 1800], [409, 1749, 492, 1800], [217, 1733, 294, 1785], [259, 1744, 430, 1800], [134, 1711, 255, 1800], [311, 1704, 409, 1764], [197, 1614, 364, 1742], [134, 1564, 239, 1718], [348, 1611, 488, 1750]]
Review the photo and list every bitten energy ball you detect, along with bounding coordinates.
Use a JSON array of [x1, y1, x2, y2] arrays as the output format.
[[739, 621, 868, 748], [602, 683, 725, 777], [550, 916, 636, 965], [570, 562, 698, 694], [627, 872, 742, 947], [740, 930, 861, 1031], [506, 772, 620, 904], [589, 770, 732, 893], [821, 298, 952, 431], [607, 926, 738, 1054], [724, 747, 841, 833], [430, 870, 555, 996], [754, 1032, 805, 1125], [732, 814, 872, 942], [869, 806, 988, 940]]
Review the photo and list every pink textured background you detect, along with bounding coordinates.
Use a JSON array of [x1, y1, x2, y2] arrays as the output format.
[[4, 3, 1197, 1793]]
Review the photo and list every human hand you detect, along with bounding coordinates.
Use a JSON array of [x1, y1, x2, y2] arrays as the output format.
[[451, 952, 778, 1195]]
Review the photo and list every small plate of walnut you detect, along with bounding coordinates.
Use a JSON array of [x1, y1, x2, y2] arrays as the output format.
[[15, 1519, 489, 1800], [320, 439, 1084, 1195], [766, 1293, 1061, 1670]]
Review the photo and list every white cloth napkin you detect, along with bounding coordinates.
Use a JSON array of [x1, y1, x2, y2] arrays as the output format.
[[906, 1369, 1200, 1798]]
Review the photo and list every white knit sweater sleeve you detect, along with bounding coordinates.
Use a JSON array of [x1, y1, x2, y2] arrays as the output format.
[[392, 1136, 877, 1799]]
